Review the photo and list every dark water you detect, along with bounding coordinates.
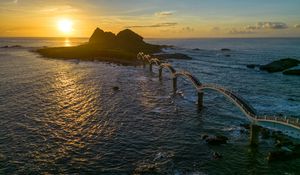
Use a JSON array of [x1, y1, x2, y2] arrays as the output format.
[[0, 38, 300, 174]]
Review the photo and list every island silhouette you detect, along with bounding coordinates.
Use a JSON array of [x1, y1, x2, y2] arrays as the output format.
[[36, 28, 164, 65]]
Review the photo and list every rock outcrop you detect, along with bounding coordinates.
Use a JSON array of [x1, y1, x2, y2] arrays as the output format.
[[221, 48, 231, 51], [283, 69, 300, 76], [260, 58, 300, 73], [36, 27, 163, 65]]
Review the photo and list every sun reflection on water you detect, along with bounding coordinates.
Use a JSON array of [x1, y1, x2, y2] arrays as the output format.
[[36, 62, 117, 164], [64, 38, 71, 47]]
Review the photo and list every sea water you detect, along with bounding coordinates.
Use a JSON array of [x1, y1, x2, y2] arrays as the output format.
[[0, 37, 299, 174]]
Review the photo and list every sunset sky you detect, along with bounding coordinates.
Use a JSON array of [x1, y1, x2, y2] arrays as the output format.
[[0, 0, 300, 38]]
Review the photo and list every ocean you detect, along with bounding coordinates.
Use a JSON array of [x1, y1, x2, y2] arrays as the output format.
[[0, 37, 300, 174]]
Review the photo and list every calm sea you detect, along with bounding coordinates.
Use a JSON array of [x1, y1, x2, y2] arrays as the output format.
[[0, 37, 300, 174]]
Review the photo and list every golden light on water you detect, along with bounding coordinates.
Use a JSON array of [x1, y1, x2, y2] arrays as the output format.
[[57, 19, 73, 34], [64, 38, 71, 47]]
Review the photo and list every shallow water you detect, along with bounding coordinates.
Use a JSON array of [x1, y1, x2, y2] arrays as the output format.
[[0, 38, 300, 174]]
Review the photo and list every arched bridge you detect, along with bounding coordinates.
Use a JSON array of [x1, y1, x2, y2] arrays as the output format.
[[137, 52, 300, 132]]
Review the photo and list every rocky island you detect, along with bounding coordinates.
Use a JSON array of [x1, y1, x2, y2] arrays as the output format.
[[247, 58, 300, 76], [36, 28, 163, 65], [260, 58, 300, 73]]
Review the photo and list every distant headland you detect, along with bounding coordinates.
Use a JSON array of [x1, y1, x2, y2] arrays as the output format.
[[36, 28, 165, 65]]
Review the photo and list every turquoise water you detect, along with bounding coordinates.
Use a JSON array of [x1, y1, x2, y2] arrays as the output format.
[[0, 38, 300, 174]]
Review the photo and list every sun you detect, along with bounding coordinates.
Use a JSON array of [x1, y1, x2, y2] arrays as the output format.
[[57, 19, 73, 34]]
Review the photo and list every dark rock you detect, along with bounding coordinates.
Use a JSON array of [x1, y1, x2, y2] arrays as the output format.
[[155, 53, 192, 60], [283, 69, 300, 76], [89, 28, 116, 44], [246, 64, 260, 69], [193, 48, 201, 51], [212, 151, 222, 159], [202, 134, 209, 140], [268, 150, 300, 162], [117, 29, 143, 43], [11, 45, 22, 48], [112, 86, 120, 91], [288, 98, 296, 101], [205, 135, 228, 145], [224, 54, 231, 57], [240, 123, 250, 130], [221, 48, 231, 51], [260, 58, 300, 73], [1, 45, 22, 48]]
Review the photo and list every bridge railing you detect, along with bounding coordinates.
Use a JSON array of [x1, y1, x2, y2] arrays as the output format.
[[137, 52, 300, 130]]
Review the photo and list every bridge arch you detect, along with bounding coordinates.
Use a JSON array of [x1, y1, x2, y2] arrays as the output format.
[[174, 71, 202, 89], [136, 52, 300, 135], [198, 84, 257, 121]]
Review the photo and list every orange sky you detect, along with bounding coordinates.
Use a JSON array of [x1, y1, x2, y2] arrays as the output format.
[[0, 0, 300, 38]]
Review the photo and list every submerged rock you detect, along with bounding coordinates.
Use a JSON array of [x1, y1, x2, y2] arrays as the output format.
[[112, 86, 120, 91], [212, 151, 223, 159], [1, 45, 22, 48], [267, 150, 300, 162], [246, 64, 261, 69], [193, 48, 202, 51], [205, 135, 229, 145], [283, 69, 300, 76], [221, 48, 231, 51], [260, 58, 300, 73]]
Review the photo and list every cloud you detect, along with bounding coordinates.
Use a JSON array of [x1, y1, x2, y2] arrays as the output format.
[[228, 28, 255, 34], [182, 26, 194, 32], [246, 22, 288, 30], [126, 22, 178, 28], [39, 5, 79, 13], [295, 24, 300, 28], [211, 27, 220, 32], [155, 11, 174, 17]]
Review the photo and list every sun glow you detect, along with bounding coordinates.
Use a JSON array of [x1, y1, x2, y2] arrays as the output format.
[[57, 19, 73, 34]]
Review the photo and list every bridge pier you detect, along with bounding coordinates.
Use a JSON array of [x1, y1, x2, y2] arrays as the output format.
[[159, 68, 162, 81], [143, 61, 146, 68], [197, 91, 204, 109], [149, 64, 153, 72], [173, 77, 177, 94], [250, 124, 260, 147]]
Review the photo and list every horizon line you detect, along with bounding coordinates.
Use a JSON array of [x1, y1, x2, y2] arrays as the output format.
[[1, 36, 300, 39]]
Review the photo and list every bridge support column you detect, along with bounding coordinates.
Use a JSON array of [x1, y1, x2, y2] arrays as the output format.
[[149, 64, 152, 72], [197, 91, 204, 110], [250, 124, 260, 147], [143, 61, 146, 68], [172, 77, 177, 94], [159, 68, 162, 81]]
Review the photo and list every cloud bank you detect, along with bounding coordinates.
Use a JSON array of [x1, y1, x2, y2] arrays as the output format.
[[246, 22, 288, 30], [126, 22, 178, 28], [155, 11, 174, 17]]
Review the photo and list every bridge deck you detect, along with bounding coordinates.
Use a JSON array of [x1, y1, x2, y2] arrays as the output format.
[[138, 52, 300, 132]]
